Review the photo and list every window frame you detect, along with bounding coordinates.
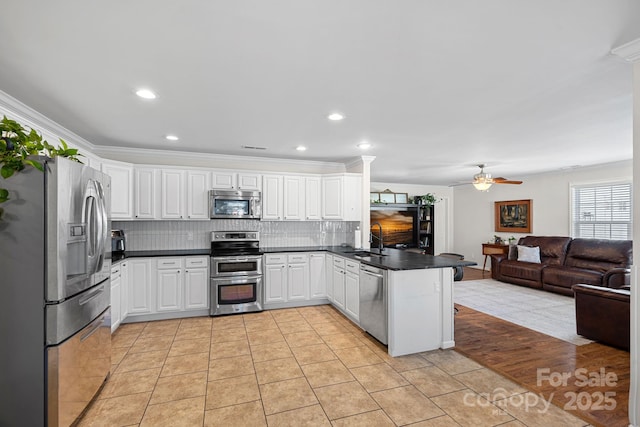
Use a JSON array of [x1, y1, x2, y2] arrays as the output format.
[[569, 180, 632, 240]]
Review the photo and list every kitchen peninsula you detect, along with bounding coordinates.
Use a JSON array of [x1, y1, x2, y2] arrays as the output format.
[[114, 246, 474, 357], [262, 247, 476, 357]]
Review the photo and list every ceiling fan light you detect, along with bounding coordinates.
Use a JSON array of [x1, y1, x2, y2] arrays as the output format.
[[473, 181, 493, 191], [473, 172, 493, 191]]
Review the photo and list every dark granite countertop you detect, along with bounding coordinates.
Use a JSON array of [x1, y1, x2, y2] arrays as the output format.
[[111, 249, 211, 263], [110, 246, 476, 271], [262, 246, 476, 271]]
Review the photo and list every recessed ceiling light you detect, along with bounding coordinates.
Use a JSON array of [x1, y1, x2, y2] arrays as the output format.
[[328, 113, 344, 121], [296, 146, 307, 151], [165, 135, 179, 141], [357, 142, 371, 150], [135, 88, 157, 99]]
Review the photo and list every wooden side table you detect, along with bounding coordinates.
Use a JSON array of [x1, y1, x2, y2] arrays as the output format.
[[482, 243, 510, 276]]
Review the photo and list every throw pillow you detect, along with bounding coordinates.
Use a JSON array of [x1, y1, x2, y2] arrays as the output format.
[[517, 245, 541, 263], [508, 245, 518, 260]]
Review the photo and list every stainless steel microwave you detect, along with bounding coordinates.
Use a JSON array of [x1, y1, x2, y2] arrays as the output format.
[[209, 190, 261, 219]]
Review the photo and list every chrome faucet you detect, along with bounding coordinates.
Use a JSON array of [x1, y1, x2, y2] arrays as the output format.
[[370, 222, 384, 253]]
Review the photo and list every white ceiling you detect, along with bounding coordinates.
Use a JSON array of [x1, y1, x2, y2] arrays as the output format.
[[1, 1, 639, 185]]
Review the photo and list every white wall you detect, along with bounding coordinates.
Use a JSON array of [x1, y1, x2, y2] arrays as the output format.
[[452, 160, 632, 269], [371, 182, 453, 254]]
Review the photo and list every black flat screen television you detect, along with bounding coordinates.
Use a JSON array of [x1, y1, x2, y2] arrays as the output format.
[[370, 207, 418, 248]]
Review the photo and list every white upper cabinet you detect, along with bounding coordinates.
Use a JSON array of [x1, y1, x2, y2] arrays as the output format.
[[212, 170, 262, 191], [262, 175, 283, 220], [238, 173, 262, 190], [211, 171, 235, 189], [305, 177, 322, 221], [101, 160, 134, 219], [134, 168, 157, 219], [343, 174, 362, 221], [283, 176, 304, 221], [161, 169, 185, 219], [322, 176, 343, 220], [321, 174, 361, 221], [186, 170, 210, 219]]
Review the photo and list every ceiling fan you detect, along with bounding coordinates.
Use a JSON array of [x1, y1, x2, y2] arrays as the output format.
[[471, 164, 523, 191]]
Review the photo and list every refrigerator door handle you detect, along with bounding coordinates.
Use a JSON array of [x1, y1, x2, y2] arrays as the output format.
[[94, 180, 108, 273], [83, 180, 100, 275]]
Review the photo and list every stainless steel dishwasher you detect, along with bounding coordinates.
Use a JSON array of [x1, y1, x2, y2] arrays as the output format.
[[359, 264, 388, 344]]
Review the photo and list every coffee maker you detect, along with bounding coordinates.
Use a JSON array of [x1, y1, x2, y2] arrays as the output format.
[[111, 229, 126, 254]]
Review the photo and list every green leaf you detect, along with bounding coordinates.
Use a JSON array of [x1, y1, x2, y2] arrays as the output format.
[[24, 159, 44, 172], [1, 165, 15, 179], [0, 188, 8, 203]]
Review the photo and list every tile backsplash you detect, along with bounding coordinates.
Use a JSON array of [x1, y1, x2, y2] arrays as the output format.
[[112, 220, 359, 251]]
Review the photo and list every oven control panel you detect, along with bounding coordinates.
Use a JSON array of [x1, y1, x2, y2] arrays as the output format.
[[211, 231, 259, 242]]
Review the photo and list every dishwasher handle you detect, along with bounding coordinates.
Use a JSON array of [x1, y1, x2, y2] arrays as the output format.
[[361, 270, 385, 279]]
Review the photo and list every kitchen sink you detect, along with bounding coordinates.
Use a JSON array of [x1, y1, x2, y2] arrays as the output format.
[[347, 250, 386, 258]]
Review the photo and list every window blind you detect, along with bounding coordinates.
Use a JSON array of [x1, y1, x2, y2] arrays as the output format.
[[571, 182, 632, 240]]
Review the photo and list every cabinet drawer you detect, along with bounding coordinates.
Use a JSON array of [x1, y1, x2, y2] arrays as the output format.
[[345, 260, 360, 274], [156, 258, 182, 269], [111, 264, 121, 279], [185, 257, 209, 268], [265, 254, 287, 265], [333, 257, 345, 268], [287, 253, 309, 263]]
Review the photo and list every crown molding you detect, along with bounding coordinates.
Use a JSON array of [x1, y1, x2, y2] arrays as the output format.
[[611, 38, 640, 63], [95, 145, 348, 174], [0, 89, 97, 153]]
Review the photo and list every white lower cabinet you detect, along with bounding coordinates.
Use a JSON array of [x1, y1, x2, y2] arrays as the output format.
[[125, 256, 209, 322], [265, 252, 323, 307], [184, 259, 209, 310], [330, 255, 359, 321], [287, 253, 309, 301], [110, 263, 122, 332], [265, 261, 287, 304], [344, 259, 360, 321], [120, 261, 129, 319], [332, 257, 346, 310], [309, 253, 326, 300], [157, 258, 183, 312], [325, 254, 333, 302], [129, 258, 154, 315]]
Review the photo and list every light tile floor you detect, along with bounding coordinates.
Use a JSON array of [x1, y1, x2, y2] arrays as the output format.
[[78, 305, 589, 427]]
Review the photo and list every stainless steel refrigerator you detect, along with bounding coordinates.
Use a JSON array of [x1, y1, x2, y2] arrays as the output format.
[[0, 156, 112, 426]]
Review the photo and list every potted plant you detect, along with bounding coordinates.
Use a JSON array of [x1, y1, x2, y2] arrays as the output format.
[[416, 193, 440, 206], [1, 115, 81, 219]]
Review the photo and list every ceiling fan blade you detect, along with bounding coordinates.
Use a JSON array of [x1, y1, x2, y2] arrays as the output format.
[[493, 177, 523, 185]]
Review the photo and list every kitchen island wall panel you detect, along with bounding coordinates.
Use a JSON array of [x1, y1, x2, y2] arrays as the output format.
[[112, 220, 358, 251]]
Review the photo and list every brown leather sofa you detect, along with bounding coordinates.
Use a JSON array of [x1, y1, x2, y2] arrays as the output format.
[[490, 236, 632, 296], [573, 284, 630, 350]]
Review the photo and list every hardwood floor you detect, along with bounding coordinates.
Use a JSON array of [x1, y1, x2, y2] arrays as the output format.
[[454, 302, 630, 427]]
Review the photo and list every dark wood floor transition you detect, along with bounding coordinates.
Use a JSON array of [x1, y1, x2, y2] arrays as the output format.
[[455, 268, 630, 427]]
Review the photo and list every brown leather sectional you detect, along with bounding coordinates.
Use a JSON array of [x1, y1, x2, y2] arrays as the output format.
[[573, 284, 630, 350], [490, 236, 632, 296]]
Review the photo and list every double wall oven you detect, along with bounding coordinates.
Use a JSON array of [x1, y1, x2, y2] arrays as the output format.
[[210, 231, 263, 316]]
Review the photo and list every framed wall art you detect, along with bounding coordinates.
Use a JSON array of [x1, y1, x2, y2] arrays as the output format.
[[495, 199, 532, 233]]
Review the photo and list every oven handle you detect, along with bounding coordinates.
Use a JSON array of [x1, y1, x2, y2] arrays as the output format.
[[211, 275, 263, 284], [211, 255, 263, 261]]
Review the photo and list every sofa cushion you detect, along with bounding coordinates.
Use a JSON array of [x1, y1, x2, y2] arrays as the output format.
[[543, 265, 603, 289], [517, 236, 572, 266], [499, 259, 545, 282], [564, 238, 632, 273], [517, 245, 541, 263]]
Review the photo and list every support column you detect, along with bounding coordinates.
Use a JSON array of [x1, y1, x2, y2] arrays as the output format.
[[612, 38, 640, 427], [360, 156, 375, 249]]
